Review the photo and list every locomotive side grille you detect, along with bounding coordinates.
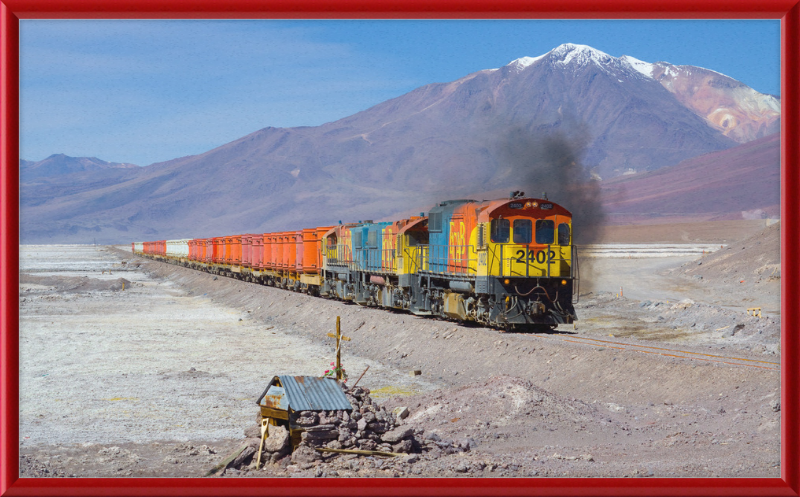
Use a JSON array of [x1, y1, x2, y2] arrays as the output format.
[[429, 212, 442, 233]]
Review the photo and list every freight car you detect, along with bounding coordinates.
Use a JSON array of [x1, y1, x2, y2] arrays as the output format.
[[132, 192, 578, 330]]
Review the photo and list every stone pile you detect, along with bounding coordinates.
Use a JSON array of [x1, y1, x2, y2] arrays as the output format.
[[236, 383, 465, 469], [296, 384, 417, 455]]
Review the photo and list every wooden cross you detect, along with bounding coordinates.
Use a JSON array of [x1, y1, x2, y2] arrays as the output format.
[[327, 316, 351, 381]]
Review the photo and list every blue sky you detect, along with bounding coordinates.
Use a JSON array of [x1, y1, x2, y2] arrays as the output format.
[[20, 20, 780, 166]]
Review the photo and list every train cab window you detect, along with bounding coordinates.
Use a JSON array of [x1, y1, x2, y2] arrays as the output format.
[[558, 223, 571, 245], [367, 230, 378, 248], [535, 220, 555, 244], [513, 219, 532, 244], [491, 218, 510, 243], [352, 231, 362, 249]]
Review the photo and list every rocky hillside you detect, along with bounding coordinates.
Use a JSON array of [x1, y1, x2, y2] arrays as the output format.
[[621, 56, 781, 143]]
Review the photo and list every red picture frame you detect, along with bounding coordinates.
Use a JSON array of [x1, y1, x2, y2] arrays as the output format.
[[1, 1, 798, 496]]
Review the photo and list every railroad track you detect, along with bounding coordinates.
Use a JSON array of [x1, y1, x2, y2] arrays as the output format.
[[536, 333, 781, 371]]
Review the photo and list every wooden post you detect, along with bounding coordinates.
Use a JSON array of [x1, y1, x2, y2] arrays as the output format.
[[336, 316, 341, 379], [327, 316, 350, 381]]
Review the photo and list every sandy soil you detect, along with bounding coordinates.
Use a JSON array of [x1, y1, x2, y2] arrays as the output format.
[[17, 223, 782, 479]]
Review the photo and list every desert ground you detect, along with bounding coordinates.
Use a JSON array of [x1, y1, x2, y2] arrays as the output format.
[[18, 220, 781, 478]]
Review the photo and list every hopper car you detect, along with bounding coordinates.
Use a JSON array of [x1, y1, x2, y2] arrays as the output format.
[[132, 192, 579, 330]]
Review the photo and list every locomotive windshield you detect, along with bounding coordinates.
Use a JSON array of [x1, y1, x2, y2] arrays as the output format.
[[535, 220, 555, 244], [512, 219, 532, 244]]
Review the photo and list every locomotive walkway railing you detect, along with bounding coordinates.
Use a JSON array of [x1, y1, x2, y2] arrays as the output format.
[[414, 244, 478, 277], [325, 244, 397, 273], [325, 242, 576, 285]]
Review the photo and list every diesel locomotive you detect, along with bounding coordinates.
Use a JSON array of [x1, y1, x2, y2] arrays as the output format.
[[133, 192, 578, 330]]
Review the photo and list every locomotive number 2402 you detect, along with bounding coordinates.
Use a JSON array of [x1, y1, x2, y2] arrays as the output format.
[[514, 248, 556, 265]]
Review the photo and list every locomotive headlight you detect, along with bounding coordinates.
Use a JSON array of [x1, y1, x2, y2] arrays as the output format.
[[532, 202, 539, 208], [504, 279, 510, 285], [561, 279, 567, 285]]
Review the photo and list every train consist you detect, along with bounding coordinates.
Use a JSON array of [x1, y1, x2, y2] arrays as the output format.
[[133, 192, 579, 330]]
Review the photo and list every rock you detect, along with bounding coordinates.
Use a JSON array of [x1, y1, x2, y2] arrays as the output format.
[[296, 413, 318, 426], [693, 275, 703, 280], [302, 430, 340, 442], [291, 446, 320, 464], [392, 406, 410, 420], [392, 440, 413, 453], [362, 411, 377, 424], [358, 440, 377, 451], [338, 427, 353, 442], [459, 437, 476, 450], [231, 446, 255, 468], [357, 418, 368, 431], [304, 424, 337, 432], [382, 426, 413, 443], [402, 454, 419, 464], [426, 432, 441, 442], [326, 440, 342, 450], [243, 424, 261, 438], [263, 424, 290, 452], [367, 421, 388, 434], [770, 400, 781, 412]]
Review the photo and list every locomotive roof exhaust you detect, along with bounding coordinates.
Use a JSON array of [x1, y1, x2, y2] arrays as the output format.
[[509, 190, 525, 199]]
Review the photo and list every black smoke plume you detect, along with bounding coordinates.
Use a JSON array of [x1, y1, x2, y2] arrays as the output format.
[[498, 125, 605, 244], [496, 125, 606, 293]]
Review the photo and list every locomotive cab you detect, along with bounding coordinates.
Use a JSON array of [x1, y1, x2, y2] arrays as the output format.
[[473, 196, 577, 328]]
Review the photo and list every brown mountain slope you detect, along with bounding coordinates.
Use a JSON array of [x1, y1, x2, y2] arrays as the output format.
[[600, 133, 780, 225]]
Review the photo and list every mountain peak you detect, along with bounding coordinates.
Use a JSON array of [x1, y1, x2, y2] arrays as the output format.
[[549, 43, 615, 67]]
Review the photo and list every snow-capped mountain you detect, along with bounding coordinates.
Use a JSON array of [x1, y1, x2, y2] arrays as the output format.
[[496, 43, 779, 144], [21, 43, 778, 243]]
